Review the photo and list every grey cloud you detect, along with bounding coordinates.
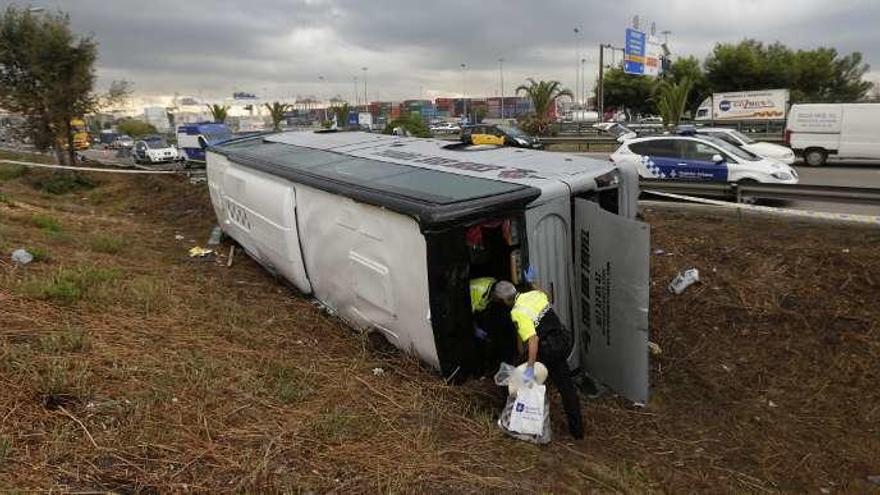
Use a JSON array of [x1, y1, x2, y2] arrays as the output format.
[[17, 0, 879, 100]]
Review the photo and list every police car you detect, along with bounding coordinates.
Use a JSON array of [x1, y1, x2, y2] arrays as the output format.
[[610, 129, 799, 184]]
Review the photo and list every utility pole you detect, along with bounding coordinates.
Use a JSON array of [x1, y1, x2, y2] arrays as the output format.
[[580, 58, 587, 110], [498, 58, 505, 120]]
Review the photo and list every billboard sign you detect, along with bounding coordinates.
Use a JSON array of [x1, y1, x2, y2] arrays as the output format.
[[624, 28, 662, 77], [623, 28, 646, 75], [712, 89, 790, 121]]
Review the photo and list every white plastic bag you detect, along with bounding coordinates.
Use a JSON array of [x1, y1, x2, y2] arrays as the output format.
[[495, 363, 551, 444], [508, 384, 546, 436]]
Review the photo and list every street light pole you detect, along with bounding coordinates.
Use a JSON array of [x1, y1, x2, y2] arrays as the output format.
[[574, 27, 581, 108], [597, 45, 606, 121], [353, 76, 358, 107], [318, 75, 327, 121], [498, 58, 504, 120], [361, 67, 368, 111], [460, 63, 468, 124]]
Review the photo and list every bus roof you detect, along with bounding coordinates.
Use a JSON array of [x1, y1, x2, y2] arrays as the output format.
[[210, 132, 546, 228]]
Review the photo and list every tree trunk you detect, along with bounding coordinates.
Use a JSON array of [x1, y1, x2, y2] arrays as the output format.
[[65, 120, 76, 166]]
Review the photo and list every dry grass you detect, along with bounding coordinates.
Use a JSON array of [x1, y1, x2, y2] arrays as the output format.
[[0, 155, 877, 493]]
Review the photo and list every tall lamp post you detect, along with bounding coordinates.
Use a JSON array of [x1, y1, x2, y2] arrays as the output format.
[[361, 67, 368, 110], [352, 76, 358, 107], [574, 26, 582, 108], [460, 63, 468, 124], [318, 75, 327, 121], [498, 58, 505, 120]]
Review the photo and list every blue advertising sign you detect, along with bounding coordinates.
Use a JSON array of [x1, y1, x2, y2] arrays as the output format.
[[624, 28, 646, 75], [347, 112, 359, 126]]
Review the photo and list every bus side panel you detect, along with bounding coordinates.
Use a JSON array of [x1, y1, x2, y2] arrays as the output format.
[[207, 154, 312, 294], [295, 185, 440, 370]]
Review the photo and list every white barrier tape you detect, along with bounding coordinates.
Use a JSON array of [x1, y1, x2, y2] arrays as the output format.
[[0, 159, 178, 174], [643, 189, 880, 226]]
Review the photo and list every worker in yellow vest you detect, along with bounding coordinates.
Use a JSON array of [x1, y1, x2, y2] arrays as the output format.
[[493, 280, 584, 439], [470, 277, 517, 372]]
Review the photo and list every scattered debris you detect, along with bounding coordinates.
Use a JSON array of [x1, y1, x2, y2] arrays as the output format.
[[174, 234, 184, 241], [654, 249, 665, 256], [10, 248, 33, 265], [721, 364, 732, 373], [207, 226, 222, 245], [648, 342, 662, 355], [668, 268, 700, 294], [867, 475, 880, 485], [226, 245, 235, 267], [188, 246, 214, 258], [768, 400, 778, 408], [371, 367, 385, 376], [842, 248, 850, 254]]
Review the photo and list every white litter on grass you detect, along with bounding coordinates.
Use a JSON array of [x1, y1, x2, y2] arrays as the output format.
[[371, 367, 385, 376], [11, 248, 33, 265], [668, 268, 700, 294], [174, 234, 184, 241]]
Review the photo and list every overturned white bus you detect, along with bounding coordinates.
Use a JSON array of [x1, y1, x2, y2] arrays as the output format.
[[206, 132, 651, 403]]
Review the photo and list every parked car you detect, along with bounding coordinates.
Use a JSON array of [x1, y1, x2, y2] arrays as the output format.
[[112, 135, 134, 149], [132, 135, 179, 164], [690, 127, 795, 165], [785, 103, 880, 166], [430, 122, 461, 134], [610, 133, 799, 184], [460, 124, 543, 149]]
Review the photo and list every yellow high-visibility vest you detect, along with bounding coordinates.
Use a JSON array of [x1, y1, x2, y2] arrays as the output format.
[[469, 277, 496, 313], [510, 290, 550, 342]]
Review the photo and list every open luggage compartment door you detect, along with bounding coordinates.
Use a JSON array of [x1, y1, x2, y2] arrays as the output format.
[[573, 199, 650, 404]]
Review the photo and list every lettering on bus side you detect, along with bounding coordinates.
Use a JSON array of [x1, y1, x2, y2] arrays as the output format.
[[579, 229, 591, 353], [371, 149, 545, 180], [593, 261, 612, 347]]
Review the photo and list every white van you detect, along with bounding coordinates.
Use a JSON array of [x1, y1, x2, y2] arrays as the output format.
[[785, 103, 880, 166], [206, 131, 651, 403]]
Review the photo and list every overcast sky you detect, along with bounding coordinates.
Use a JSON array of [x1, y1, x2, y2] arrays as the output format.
[[15, 0, 880, 104]]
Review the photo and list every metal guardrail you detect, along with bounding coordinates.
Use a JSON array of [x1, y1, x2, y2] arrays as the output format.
[[640, 180, 880, 206]]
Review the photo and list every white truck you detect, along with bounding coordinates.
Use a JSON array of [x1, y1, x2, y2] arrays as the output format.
[[695, 89, 789, 122], [785, 103, 880, 166]]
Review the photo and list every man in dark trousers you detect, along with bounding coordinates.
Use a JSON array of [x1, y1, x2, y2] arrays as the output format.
[[492, 280, 584, 439], [470, 277, 517, 374]]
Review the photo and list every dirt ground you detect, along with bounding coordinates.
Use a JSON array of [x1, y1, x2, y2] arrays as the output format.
[[0, 159, 878, 494]]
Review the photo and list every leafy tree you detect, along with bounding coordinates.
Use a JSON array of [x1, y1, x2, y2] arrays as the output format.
[[666, 57, 709, 116], [331, 102, 351, 128], [0, 6, 129, 165], [382, 114, 431, 138], [654, 77, 693, 127], [515, 78, 572, 136], [206, 104, 230, 123], [598, 68, 655, 119], [474, 107, 487, 123], [264, 101, 290, 131], [116, 118, 157, 138], [705, 40, 872, 102]]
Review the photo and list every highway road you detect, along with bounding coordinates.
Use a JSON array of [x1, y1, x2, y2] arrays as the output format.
[[576, 151, 880, 217]]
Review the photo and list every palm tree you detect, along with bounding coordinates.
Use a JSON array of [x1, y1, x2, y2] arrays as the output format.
[[515, 78, 573, 136], [331, 102, 351, 128], [654, 77, 694, 128], [265, 101, 291, 131], [206, 104, 230, 123]]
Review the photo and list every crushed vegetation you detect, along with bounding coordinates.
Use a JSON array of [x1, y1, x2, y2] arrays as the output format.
[[0, 158, 878, 493]]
